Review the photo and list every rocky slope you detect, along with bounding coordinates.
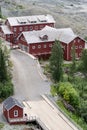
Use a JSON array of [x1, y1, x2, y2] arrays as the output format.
[[1, 0, 87, 38]]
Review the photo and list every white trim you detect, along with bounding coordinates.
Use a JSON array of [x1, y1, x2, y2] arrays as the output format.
[[5, 104, 23, 111], [38, 45, 41, 49], [14, 110, 18, 117]]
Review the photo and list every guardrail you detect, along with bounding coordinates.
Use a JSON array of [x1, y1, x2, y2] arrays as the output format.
[[37, 118, 49, 130], [43, 94, 82, 130]]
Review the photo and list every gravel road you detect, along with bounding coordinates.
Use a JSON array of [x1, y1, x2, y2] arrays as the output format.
[[0, 49, 51, 130], [11, 49, 50, 101]]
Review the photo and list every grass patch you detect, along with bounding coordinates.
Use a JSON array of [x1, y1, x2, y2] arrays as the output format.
[[0, 122, 4, 129], [57, 100, 87, 130]]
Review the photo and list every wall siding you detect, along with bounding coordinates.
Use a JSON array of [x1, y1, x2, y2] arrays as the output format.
[[9, 105, 23, 119]]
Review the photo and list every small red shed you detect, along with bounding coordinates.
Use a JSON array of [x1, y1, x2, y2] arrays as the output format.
[[3, 97, 24, 124]]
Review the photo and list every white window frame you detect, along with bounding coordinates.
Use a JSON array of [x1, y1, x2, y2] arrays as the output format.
[[19, 27, 22, 31], [35, 26, 38, 30], [75, 46, 78, 49], [14, 27, 17, 32], [14, 110, 18, 117], [79, 53, 82, 56], [44, 44, 47, 48], [40, 25, 44, 29], [38, 45, 41, 49], [79, 45, 82, 49], [49, 44, 52, 48], [24, 26, 28, 31], [29, 26, 33, 31], [32, 46, 35, 49]]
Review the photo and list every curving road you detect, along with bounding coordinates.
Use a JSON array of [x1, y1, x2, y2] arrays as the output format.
[[10, 49, 79, 130], [11, 49, 50, 101]]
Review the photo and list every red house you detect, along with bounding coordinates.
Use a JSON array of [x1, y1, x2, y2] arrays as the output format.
[[3, 97, 25, 124], [17, 26, 85, 61], [0, 25, 13, 43], [0, 14, 55, 45]]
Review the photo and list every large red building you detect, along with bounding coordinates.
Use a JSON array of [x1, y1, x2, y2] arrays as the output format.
[[17, 26, 85, 61], [0, 14, 55, 44]]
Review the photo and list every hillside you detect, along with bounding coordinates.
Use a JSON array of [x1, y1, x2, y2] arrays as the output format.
[[1, 0, 87, 38]]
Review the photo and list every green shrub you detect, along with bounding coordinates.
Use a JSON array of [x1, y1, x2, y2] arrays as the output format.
[[58, 82, 79, 107]]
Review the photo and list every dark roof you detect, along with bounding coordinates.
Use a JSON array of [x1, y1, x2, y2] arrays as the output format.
[[3, 97, 23, 110]]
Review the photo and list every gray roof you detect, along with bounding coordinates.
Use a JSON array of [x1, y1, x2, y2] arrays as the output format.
[[21, 26, 77, 44], [1, 25, 13, 34], [3, 97, 23, 110], [7, 14, 55, 26]]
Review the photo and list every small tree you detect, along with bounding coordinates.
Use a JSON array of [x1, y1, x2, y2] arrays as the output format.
[[0, 48, 8, 82], [70, 44, 76, 76], [81, 49, 87, 76], [49, 40, 63, 82], [0, 6, 2, 18]]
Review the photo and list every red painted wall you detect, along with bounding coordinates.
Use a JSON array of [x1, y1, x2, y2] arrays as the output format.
[[9, 105, 23, 119], [3, 106, 8, 121], [68, 37, 85, 61], [29, 42, 53, 55], [18, 34, 85, 61]]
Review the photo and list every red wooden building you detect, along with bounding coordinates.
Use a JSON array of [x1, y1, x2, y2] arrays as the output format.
[[3, 97, 26, 124], [17, 26, 85, 61], [0, 25, 13, 42], [0, 14, 55, 45]]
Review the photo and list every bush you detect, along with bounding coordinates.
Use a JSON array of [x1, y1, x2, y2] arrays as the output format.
[[0, 81, 13, 99], [50, 84, 58, 96], [58, 82, 79, 107]]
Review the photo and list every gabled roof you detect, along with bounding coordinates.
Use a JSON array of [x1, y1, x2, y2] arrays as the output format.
[[6, 14, 55, 26], [0, 25, 13, 34], [3, 97, 23, 110], [20, 26, 78, 44]]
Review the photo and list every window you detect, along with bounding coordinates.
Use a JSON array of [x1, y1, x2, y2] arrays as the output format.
[[21, 37, 25, 41], [49, 44, 52, 48], [50, 24, 53, 27], [14, 27, 17, 32], [24, 26, 28, 31], [78, 39, 80, 43], [19, 27, 22, 31], [35, 26, 38, 30], [75, 46, 78, 49], [38, 45, 41, 49], [79, 53, 82, 56], [79, 45, 82, 49], [44, 44, 47, 48], [29, 26, 33, 31], [14, 110, 18, 117], [40, 25, 44, 29], [32, 46, 35, 49]]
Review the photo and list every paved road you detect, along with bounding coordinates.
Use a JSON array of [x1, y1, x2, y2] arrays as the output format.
[[23, 98, 79, 130], [11, 49, 50, 101], [10, 49, 79, 130]]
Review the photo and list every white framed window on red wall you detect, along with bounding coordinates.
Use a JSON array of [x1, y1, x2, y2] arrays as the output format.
[[32, 46, 35, 49], [38, 45, 41, 49], [14, 110, 18, 117]]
